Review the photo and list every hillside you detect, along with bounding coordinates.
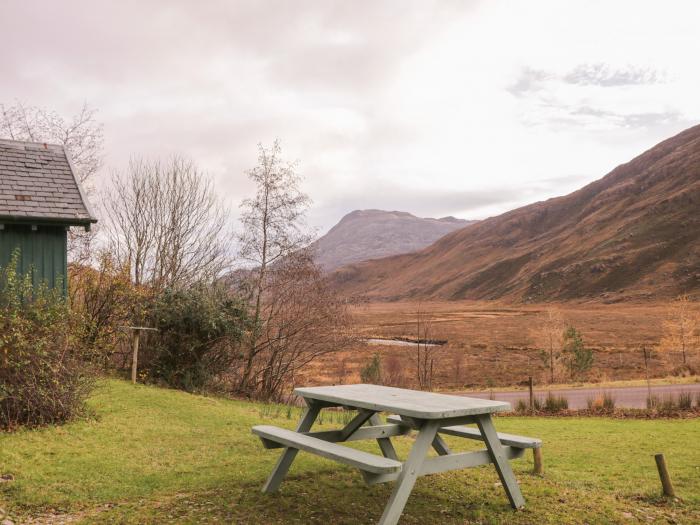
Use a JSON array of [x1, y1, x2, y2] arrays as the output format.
[[331, 124, 700, 302], [312, 209, 475, 270]]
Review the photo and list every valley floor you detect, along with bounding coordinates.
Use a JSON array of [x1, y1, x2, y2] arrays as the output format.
[[1, 380, 699, 524], [299, 300, 700, 389]]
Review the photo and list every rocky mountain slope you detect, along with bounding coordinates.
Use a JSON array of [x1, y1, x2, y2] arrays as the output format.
[[331, 125, 700, 302], [313, 209, 475, 270]]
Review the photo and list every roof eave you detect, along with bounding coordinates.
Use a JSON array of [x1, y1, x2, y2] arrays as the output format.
[[0, 215, 97, 227], [63, 150, 99, 223]]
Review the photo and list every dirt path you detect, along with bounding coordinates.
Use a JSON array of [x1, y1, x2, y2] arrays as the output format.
[[460, 383, 700, 409]]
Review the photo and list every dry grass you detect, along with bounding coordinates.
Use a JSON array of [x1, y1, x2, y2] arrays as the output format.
[[297, 300, 700, 389]]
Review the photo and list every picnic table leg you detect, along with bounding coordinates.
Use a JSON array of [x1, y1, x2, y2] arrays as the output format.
[[261, 402, 321, 494], [369, 413, 398, 460], [431, 434, 452, 456], [378, 419, 440, 525], [475, 414, 525, 509]]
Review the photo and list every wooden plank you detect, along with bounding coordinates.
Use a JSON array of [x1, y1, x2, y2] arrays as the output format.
[[439, 425, 541, 449], [260, 424, 410, 448], [340, 409, 375, 440], [364, 447, 525, 484], [476, 414, 525, 509], [294, 384, 510, 419], [253, 425, 403, 474], [386, 415, 541, 449], [370, 413, 398, 460], [431, 434, 452, 456], [378, 419, 440, 525], [387, 413, 477, 429], [261, 403, 320, 493]]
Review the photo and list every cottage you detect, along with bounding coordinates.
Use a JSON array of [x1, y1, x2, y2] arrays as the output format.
[[0, 139, 97, 293]]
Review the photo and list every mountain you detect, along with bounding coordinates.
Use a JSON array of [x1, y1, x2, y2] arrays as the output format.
[[312, 210, 475, 271], [331, 125, 700, 302]]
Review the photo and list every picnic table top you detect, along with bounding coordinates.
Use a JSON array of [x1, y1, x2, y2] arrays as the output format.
[[294, 384, 511, 419]]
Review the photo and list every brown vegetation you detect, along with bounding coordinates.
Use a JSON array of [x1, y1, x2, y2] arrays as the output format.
[[297, 300, 700, 390]]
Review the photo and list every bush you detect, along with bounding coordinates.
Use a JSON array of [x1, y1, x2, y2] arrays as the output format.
[[532, 396, 543, 411], [543, 392, 568, 412], [647, 394, 660, 409], [678, 391, 693, 409], [587, 392, 616, 411], [147, 283, 248, 391], [0, 252, 94, 429], [515, 398, 528, 413], [360, 353, 382, 384], [561, 327, 593, 380], [602, 391, 616, 410]]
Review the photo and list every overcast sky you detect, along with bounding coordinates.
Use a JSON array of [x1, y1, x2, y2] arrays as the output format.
[[2, 0, 700, 233]]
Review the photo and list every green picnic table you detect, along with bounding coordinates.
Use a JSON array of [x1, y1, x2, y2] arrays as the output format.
[[253, 384, 541, 525]]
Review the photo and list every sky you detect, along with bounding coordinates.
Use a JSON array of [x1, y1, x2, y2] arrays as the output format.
[[2, 0, 700, 234]]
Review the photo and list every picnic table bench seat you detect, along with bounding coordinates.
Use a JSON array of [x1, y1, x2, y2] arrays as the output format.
[[386, 415, 542, 449], [252, 425, 403, 474]]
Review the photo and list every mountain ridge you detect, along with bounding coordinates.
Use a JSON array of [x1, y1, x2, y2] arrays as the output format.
[[312, 209, 476, 271], [330, 124, 700, 302]]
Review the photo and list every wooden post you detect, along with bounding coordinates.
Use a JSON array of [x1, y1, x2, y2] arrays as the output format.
[[528, 376, 534, 411], [533, 448, 543, 475], [654, 453, 675, 497], [131, 330, 140, 384]]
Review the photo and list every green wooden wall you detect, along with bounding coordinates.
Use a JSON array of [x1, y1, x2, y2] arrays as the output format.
[[0, 224, 68, 294]]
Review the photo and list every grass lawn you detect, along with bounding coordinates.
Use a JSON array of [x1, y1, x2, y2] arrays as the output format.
[[1, 380, 699, 524]]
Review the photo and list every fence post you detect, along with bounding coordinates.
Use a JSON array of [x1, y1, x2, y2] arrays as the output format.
[[533, 448, 543, 475], [528, 376, 534, 411], [654, 454, 675, 497], [131, 330, 140, 384]]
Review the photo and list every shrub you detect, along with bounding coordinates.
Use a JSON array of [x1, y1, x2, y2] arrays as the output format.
[[647, 394, 660, 409], [678, 391, 693, 410], [561, 327, 593, 380], [588, 392, 615, 411], [543, 392, 568, 412], [69, 252, 140, 370], [602, 391, 616, 410], [147, 283, 248, 391], [360, 353, 382, 384], [660, 395, 677, 411], [0, 252, 94, 429], [532, 396, 543, 411], [515, 398, 528, 413]]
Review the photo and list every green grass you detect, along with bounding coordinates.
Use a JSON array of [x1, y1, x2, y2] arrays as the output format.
[[1, 380, 699, 524]]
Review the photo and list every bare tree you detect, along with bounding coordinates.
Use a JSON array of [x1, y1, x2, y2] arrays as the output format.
[[0, 101, 103, 185], [531, 307, 565, 383], [0, 101, 105, 262], [236, 140, 312, 392], [414, 303, 439, 390], [250, 250, 356, 400], [659, 295, 699, 366], [104, 156, 230, 291]]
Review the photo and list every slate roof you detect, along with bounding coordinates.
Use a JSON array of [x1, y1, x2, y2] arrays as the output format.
[[0, 139, 96, 226]]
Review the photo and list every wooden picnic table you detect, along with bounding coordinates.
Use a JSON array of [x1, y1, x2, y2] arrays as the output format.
[[253, 384, 541, 525]]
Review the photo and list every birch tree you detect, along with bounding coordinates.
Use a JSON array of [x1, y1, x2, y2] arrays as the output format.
[[236, 140, 311, 393]]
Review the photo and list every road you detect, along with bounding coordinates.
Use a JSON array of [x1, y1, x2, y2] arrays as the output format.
[[461, 383, 700, 409]]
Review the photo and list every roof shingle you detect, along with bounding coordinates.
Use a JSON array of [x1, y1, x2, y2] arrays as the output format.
[[0, 139, 96, 225]]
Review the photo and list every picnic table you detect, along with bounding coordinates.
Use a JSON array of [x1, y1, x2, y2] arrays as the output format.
[[253, 384, 541, 525]]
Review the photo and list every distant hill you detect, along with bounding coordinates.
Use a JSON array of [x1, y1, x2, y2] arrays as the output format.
[[312, 210, 475, 271], [330, 124, 700, 302]]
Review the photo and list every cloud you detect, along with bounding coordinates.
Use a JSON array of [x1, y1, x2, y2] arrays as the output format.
[[508, 62, 680, 131], [563, 63, 664, 87], [1, 0, 699, 236], [507, 68, 551, 97]]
